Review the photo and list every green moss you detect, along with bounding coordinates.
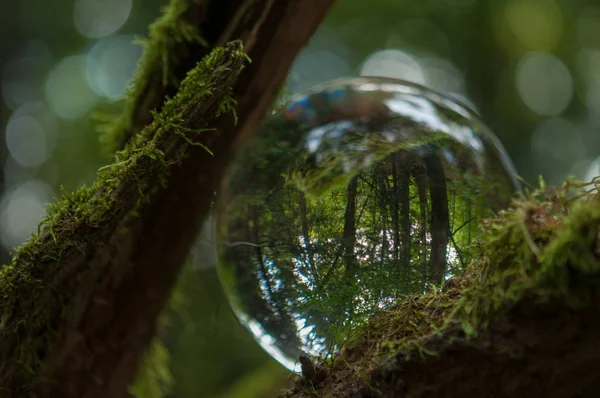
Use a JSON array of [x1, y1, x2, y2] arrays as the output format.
[[336, 177, 600, 372], [0, 41, 248, 390], [100, 0, 208, 153], [115, 42, 247, 164]]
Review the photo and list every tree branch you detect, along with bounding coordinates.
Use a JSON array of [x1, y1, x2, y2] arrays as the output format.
[[0, 1, 336, 397]]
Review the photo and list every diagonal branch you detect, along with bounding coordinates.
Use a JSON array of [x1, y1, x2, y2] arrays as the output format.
[[0, 1, 337, 397]]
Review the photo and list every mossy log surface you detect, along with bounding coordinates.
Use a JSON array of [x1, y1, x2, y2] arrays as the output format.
[[0, 1, 335, 397], [285, 182, 600, 398]]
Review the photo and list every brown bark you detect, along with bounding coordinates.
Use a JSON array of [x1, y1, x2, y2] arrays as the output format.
[[286, 298, 600, 398], [0, 1, 336, 397]]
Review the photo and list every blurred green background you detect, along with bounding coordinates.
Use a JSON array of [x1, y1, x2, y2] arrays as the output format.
[[1, 0, 599, 397]]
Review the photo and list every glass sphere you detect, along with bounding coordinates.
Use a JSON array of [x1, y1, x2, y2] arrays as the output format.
[[216, 77, 518, 372]]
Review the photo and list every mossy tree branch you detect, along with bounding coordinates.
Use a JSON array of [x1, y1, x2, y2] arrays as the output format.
[[284, 181, 600, 397], [0, 0, 336, 397]]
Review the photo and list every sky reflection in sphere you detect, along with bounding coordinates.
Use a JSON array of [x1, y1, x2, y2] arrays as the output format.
[[216, 77, 518, 372]]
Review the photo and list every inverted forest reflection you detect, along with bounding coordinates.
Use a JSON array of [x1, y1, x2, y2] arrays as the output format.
[[217, 77, 518, 371]]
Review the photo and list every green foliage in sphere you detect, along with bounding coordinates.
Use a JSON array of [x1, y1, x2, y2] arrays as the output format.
[[216, 77, 519, 371]]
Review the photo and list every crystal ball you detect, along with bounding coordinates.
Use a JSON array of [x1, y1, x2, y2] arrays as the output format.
[[216, 77, 518, 371]]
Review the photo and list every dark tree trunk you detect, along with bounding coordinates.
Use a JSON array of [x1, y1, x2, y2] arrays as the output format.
[[391, 154, 401, 263], [377, 166, 390, 263], [398, 153, 411, 270], [413, 160, 429, 289], [425, 153, 450, 285], [343, 176, 360, 277]]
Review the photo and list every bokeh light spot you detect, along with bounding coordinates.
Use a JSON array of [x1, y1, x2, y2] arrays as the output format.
[[420, 57, 464, 94], [289, 51, 351, 93], [73, 0, 133, 39], [506, 0, 563, 51], [5, 114, 48, 168], [360, 49, 425, 84], [531, 118, 585, 184], [515, 52, 573, 116], [85, 35, 143, 99], [45, 55, 99, 119], [0, 180, 53, 250], [3, 156, 35, 189], [575, 49, 600, 116], [583, 156, 600, 182], [13, 101, 59, 156]]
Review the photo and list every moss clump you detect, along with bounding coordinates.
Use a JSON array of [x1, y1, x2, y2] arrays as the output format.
[[113, 41, 247, 166], [100, 0, 208, 153], [0, 41, 248, 391], [285, 178, 600, 396]]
